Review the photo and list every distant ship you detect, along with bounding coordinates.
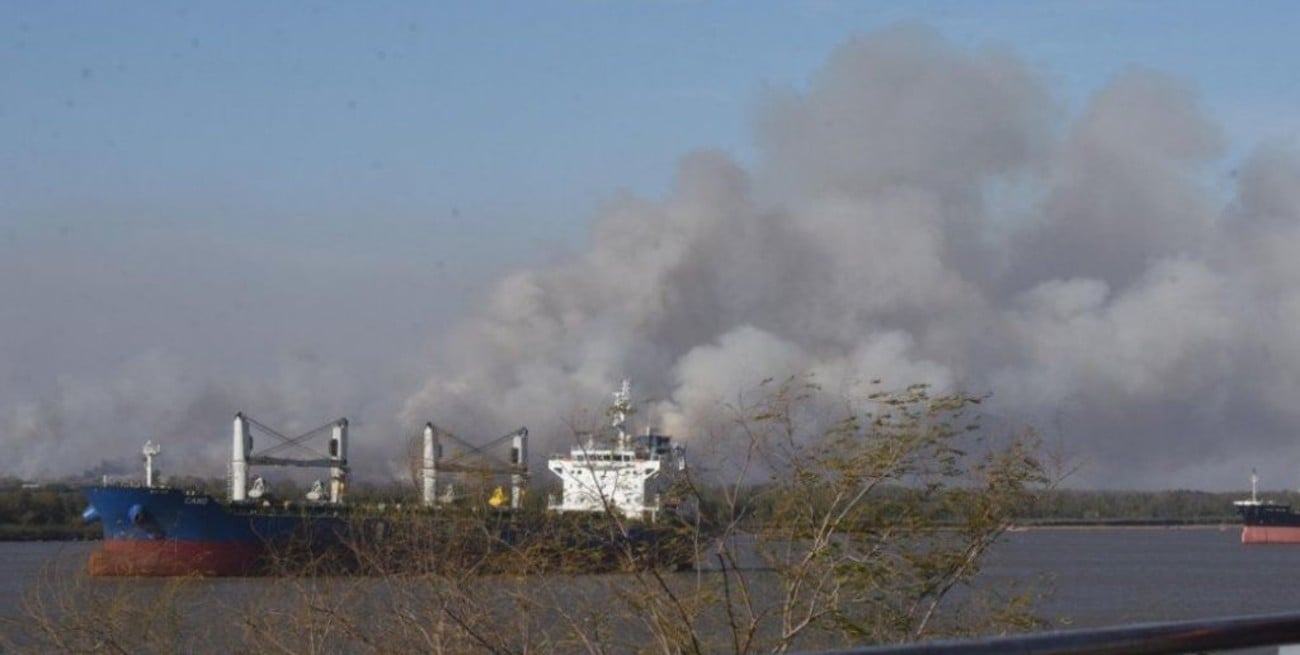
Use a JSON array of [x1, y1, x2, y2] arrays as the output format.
[[1235, 470, 1300, 544], [81, 381, 692, 576]]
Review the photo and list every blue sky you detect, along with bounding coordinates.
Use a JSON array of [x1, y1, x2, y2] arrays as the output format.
[[6, 2, 1300, 486], [6, 2, 1298, 265]]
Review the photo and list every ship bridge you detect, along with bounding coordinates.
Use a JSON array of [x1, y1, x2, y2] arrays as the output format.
[[547, 381, 686, 522]]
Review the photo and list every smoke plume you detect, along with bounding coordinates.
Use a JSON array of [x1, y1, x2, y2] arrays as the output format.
[[400, 26, 1300, 489], [8, 26, 1300, 490]]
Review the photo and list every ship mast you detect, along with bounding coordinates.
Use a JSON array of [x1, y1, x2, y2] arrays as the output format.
[[611, 379, 633, 450], [142, 441, 160, 488]]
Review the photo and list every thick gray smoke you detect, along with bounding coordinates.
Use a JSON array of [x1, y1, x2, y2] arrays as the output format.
[[8, 26, 1300, 490], [400, 26, 1300, 490]]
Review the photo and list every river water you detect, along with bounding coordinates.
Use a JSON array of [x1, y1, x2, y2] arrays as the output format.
[[1, 526, 1296, 652], [985, 526, 1300, 627]]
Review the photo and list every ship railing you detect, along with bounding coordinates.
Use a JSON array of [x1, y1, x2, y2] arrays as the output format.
[[545, 493, 663, 516], [97, 476, 147, 488], [791, 611, 1300, 655]]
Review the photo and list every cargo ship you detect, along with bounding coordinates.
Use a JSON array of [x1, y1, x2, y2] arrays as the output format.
[[1235, 470, 1300, 544], [81, 381, 691, 576]]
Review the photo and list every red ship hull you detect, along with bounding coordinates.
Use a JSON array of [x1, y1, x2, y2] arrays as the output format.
[[1240, 525, 1300, 545], [1236, 500, 1300, 545], [89, 540, 265, 576]]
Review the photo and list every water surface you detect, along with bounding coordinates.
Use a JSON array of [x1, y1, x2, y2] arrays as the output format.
[[3, 526, 1295, 652]]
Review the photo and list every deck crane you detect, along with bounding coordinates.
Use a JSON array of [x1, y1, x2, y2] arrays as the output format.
[[419, 423, 528, 510], [229, 414, 350, 504]]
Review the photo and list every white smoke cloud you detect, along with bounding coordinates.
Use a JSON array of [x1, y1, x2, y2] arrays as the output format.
[[1008, 69, 1224, 289], [399, 25, 1300, 490]]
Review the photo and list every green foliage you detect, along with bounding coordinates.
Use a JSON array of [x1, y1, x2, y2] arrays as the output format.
[[1019, 488, 1242, 524], [0, 486, 98, 539], [699, 377, 1052, 650]]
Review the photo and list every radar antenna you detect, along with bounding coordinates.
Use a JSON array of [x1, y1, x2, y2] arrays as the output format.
[[609, 379, 634, 445]]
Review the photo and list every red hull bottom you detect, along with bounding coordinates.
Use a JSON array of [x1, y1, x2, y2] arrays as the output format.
[[89, 540, 265, 576], [1241, 525, 1300, 544]]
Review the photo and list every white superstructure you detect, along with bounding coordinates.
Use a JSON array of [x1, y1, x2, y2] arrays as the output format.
[[547, 380, 685, 522]]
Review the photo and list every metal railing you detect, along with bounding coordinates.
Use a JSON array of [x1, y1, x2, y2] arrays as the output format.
[[799, 611, 1300, 655]]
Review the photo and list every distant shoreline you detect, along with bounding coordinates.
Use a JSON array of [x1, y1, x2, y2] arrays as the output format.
[[0, 525, 100, 542], [1008, 519, 1236, 531], [0, 521, 1242, 542]]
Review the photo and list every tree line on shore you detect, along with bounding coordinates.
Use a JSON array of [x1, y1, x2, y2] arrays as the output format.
[[0, 473, 1265, 541]]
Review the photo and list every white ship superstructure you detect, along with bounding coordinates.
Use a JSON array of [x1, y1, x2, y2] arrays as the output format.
[[547, 381, 685, 522]]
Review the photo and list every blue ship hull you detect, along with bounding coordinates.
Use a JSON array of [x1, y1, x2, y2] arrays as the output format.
[[82, 486, 351, 576], [82, 485, 696, 576]]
